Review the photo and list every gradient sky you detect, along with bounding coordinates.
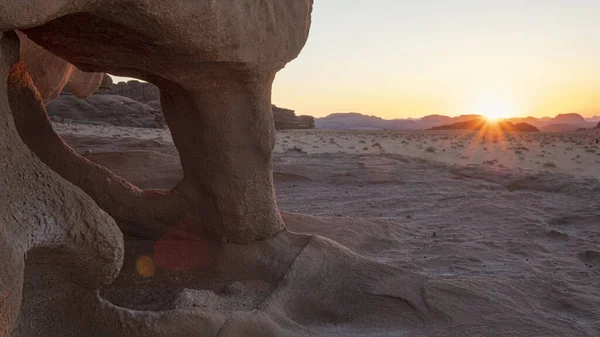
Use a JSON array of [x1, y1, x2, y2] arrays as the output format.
[[115, 1, 600, 119]]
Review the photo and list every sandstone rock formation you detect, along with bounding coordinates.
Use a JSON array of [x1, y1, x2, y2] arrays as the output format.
[[47, 73, 165, 128], [113, 79, 160, 103], [47, 90, 166, 128], [0, 2, 323, 336], [0, 30, 123, 337], [4, 0, 315, 244], [17, 32, 104, 104], [1, 25, 437, 336]]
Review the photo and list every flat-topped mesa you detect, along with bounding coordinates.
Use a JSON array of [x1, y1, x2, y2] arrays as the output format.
[[3, 0, 314, 244], [112, 80, 160, 102], [272, 105, 315, 130]]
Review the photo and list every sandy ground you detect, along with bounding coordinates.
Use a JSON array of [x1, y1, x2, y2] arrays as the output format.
[[53, 123, 600, 180], [53, 122, 600, 336]]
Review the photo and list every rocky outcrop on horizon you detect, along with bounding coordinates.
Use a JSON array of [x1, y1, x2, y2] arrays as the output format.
[[272, 105, 315, 130]]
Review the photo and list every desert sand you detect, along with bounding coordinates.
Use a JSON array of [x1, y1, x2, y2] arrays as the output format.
[[54, 122, 600, 180], [50, 122, 600, 336]]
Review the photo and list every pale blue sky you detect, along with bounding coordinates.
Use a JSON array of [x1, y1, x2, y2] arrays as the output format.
[[115, 1, 600, 118]]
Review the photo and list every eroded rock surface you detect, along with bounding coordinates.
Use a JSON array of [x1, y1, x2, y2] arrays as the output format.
[[4, 0, 315, 244], [0, 31, 123, 337], [17, 32, 103, 104]]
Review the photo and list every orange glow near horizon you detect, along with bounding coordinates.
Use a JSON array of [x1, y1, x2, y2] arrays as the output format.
[[269, 2, 600, 120], [468, 93, 520, 121]]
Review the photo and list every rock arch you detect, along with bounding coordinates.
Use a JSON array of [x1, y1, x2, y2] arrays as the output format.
[[5, 1, 314, 244], [0, 2, 453, 337]]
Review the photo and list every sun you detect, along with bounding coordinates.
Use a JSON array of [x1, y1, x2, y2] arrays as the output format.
[[483, 108, 506, 121], [469, 94, 518, 121]]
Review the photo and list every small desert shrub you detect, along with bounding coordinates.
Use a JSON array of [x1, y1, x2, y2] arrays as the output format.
[[289, 146, 305, 153], [585, 148, 597, 153], [359, 140, 367, 144], [425, 146, 436, 153], [543, 162, 557, 168]]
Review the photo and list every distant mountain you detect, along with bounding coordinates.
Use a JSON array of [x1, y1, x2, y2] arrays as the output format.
[[587, 116, 600, 122], [315, 113, 418, 130], [430, 119, 540, 132], [507, 113, 594, 132], [420, 114, 452, 126], [315, 112, 597, 132], [552, 113, 586, 124], [315, 113, 483, 130]]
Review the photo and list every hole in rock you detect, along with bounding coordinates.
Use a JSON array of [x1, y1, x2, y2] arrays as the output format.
[[49, 74, 183, 190], [14, 20, 303, 316]]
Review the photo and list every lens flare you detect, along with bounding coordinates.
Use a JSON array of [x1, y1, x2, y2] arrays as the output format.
[[135, 255, 155, 278]]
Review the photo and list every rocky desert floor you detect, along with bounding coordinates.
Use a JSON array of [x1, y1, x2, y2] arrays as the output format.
[[54, 122, 600, 336]]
